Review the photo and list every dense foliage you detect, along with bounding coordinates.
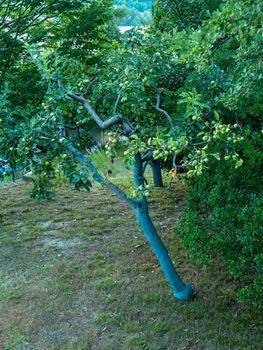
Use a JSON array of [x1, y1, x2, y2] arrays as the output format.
[[177, 134, 263, 305], [155, 0, 263, 305], [153, 0, 221, 31], [0, 0, 117, 184]]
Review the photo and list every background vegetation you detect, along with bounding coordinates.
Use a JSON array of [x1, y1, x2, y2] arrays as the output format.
[[114, 0, 152, 25]]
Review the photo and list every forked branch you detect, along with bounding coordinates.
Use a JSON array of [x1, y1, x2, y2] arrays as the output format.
[[66, 93, 135, 135]]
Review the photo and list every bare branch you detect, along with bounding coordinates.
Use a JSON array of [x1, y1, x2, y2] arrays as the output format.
[[66, 93, 135, 136], [154, 92, 174, 128], [84, 80, 96, 94]]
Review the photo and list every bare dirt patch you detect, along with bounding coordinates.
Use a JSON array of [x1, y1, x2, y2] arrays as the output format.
[[41, 237, 83, 251]]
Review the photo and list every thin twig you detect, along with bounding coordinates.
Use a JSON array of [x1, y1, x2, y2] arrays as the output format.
[[113, 94, 121, 115]]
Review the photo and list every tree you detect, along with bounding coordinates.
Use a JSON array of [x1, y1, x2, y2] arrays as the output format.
[[0, 55, 193, 301], [65, 93, 193, 301], [0, 1, 193, 300], [0, 0, 117, 110], [0, 0, 89, 79]]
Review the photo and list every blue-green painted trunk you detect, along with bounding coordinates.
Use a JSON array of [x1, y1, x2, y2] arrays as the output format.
[[151, 159, 163, 187], [67, 143, 193, 301], [134, 154, 192, 300]]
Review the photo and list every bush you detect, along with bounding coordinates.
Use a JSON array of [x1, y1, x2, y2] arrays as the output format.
[[176, 132, 263, 306]]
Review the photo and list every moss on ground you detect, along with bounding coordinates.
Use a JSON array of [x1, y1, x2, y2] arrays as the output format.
[[0, 179, 262, 349]]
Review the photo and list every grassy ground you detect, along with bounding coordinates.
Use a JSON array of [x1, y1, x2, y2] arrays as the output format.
[[0, 175, 262, 349]]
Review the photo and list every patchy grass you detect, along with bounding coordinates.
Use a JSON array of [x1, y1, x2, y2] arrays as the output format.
[[124, 321, 140, 334], [0, 178, 262, 350], [95, 278, 117, 291], [143, 292, 161, 304], [94, 312, 109, 323], [3, 333, 27, 350], [126, 334, 146, 349], [152, 320, 171, 335], [0, 290, 22, 301]]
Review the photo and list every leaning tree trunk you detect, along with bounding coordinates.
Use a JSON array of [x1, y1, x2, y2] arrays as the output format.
[[134, 154, 192, 300], [64, 93, 193, 301], [151, 159, 163, 188]]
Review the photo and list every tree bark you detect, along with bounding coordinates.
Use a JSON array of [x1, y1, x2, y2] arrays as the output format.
[[134, 154, 192, 300], [151, 159, 163, 188]]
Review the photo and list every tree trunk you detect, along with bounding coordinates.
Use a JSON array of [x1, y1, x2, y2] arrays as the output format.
[[67, 143, 193, 301], [151, 159, 163, 187], [134, 154, 192, 300], [65, 95, 192, 300]]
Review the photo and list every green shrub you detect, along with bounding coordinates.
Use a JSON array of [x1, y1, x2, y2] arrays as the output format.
[[176, 132, 263, 305]]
